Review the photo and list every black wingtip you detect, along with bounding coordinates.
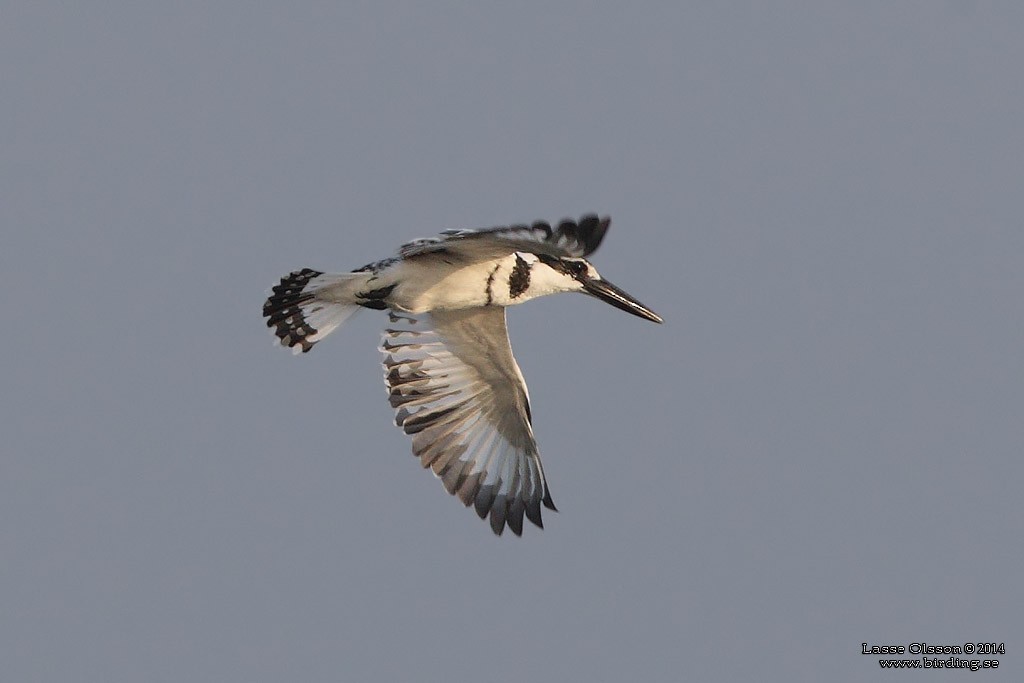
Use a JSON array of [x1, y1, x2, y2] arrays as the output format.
[[507, 498, 526, 536], [542, 488, 558, 512], [489, 496, 508, 536], [525, 497, 544, 529], [559, 214, 610, 256]]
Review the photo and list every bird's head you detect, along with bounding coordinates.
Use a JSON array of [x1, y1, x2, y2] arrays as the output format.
[[532, 254, 663, 323]]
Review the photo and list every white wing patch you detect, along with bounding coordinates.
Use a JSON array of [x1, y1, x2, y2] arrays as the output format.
[[380, 309, 556, 535]]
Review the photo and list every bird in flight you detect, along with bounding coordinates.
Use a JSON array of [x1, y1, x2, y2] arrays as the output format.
[[263, 214, 662, 535]]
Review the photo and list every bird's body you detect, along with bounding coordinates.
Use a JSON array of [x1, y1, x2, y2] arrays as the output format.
[[263, 214, 661, 535], [328, 252, 543, 313]]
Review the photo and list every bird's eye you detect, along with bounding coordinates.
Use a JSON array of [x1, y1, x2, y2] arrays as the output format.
[[569, 261, 587, 277]]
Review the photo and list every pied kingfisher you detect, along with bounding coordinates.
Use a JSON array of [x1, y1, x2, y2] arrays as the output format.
[[263, 214, 662, 536]]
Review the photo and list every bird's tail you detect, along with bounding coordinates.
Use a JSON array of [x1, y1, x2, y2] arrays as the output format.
[[263, 269, 367, 353]]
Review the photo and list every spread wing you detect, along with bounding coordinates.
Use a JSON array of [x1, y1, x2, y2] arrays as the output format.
[[398, 214, 610, 263], [380, 308, 556, 535]]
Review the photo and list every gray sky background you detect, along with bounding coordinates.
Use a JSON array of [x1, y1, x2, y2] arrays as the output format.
[[3, 2, 1021, 681]]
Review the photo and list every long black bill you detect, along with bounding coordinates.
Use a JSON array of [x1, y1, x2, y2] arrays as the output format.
[[582, 278, 663, 323]]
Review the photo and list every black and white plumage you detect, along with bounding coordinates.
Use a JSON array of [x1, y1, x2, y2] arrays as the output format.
[[263, 214, 662, 536]]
